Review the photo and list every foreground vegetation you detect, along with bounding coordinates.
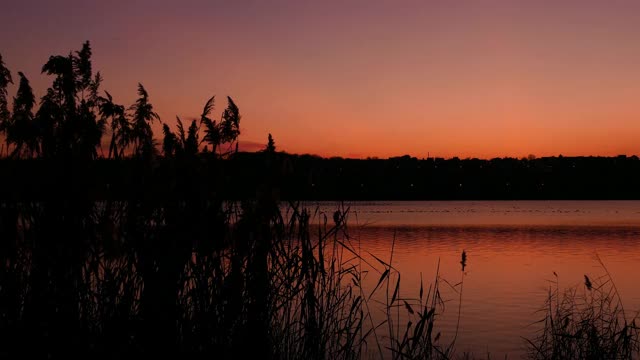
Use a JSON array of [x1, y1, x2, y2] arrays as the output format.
[[0, 194, 466, 359], [0, 42, 460, 359], [527, 258, 640, 360]]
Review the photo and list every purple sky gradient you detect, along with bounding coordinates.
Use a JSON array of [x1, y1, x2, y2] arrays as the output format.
[[2, 0, 640, 158]]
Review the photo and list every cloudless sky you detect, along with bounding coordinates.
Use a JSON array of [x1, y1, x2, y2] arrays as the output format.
[[2, 0, 640, 158]]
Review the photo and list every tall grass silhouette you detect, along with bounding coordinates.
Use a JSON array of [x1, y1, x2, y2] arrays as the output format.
[[526, 255, 640, 359], [0, 194, 464, 359]]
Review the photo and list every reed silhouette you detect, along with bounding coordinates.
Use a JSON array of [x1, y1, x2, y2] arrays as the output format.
[[526, 257, 640, 359], [0, 42, 461, 360], [1, 42, 639, 360]]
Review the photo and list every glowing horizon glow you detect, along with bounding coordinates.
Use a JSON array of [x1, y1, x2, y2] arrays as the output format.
[[2, 0, 640, 159]]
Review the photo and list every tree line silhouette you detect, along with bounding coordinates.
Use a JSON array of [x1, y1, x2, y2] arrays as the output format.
[[258, 154, 640, 200], [4, 42, 640, 201]]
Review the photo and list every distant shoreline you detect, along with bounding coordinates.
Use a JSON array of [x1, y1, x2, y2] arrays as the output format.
[[2, 153, 640, 201]]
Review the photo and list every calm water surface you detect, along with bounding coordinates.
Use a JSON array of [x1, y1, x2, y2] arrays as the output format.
[[300, 201, 640, 359]]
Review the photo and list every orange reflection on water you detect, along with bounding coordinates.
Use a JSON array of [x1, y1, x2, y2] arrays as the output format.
[[308, 201, 640, 358]]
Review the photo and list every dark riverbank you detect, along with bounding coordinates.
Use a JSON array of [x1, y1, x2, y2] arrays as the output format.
[[2, 153, 640, 201]]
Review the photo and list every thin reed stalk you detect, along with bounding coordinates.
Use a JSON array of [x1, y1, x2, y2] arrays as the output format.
[[526, 257, 640, 360]]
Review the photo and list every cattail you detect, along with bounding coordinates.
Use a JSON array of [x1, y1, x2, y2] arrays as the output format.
[[584, 274, 592, 290], [333, 210, 341, 226], [460, 250, 467, 271]]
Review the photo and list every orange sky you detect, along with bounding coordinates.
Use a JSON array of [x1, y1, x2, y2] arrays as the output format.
[[2, 0, 640, 159]]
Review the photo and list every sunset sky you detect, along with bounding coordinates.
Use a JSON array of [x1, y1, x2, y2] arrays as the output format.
[[2, 0, 640, 159]]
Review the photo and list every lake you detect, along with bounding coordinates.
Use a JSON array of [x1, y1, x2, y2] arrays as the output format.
[[299, 201, 640, 358]]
